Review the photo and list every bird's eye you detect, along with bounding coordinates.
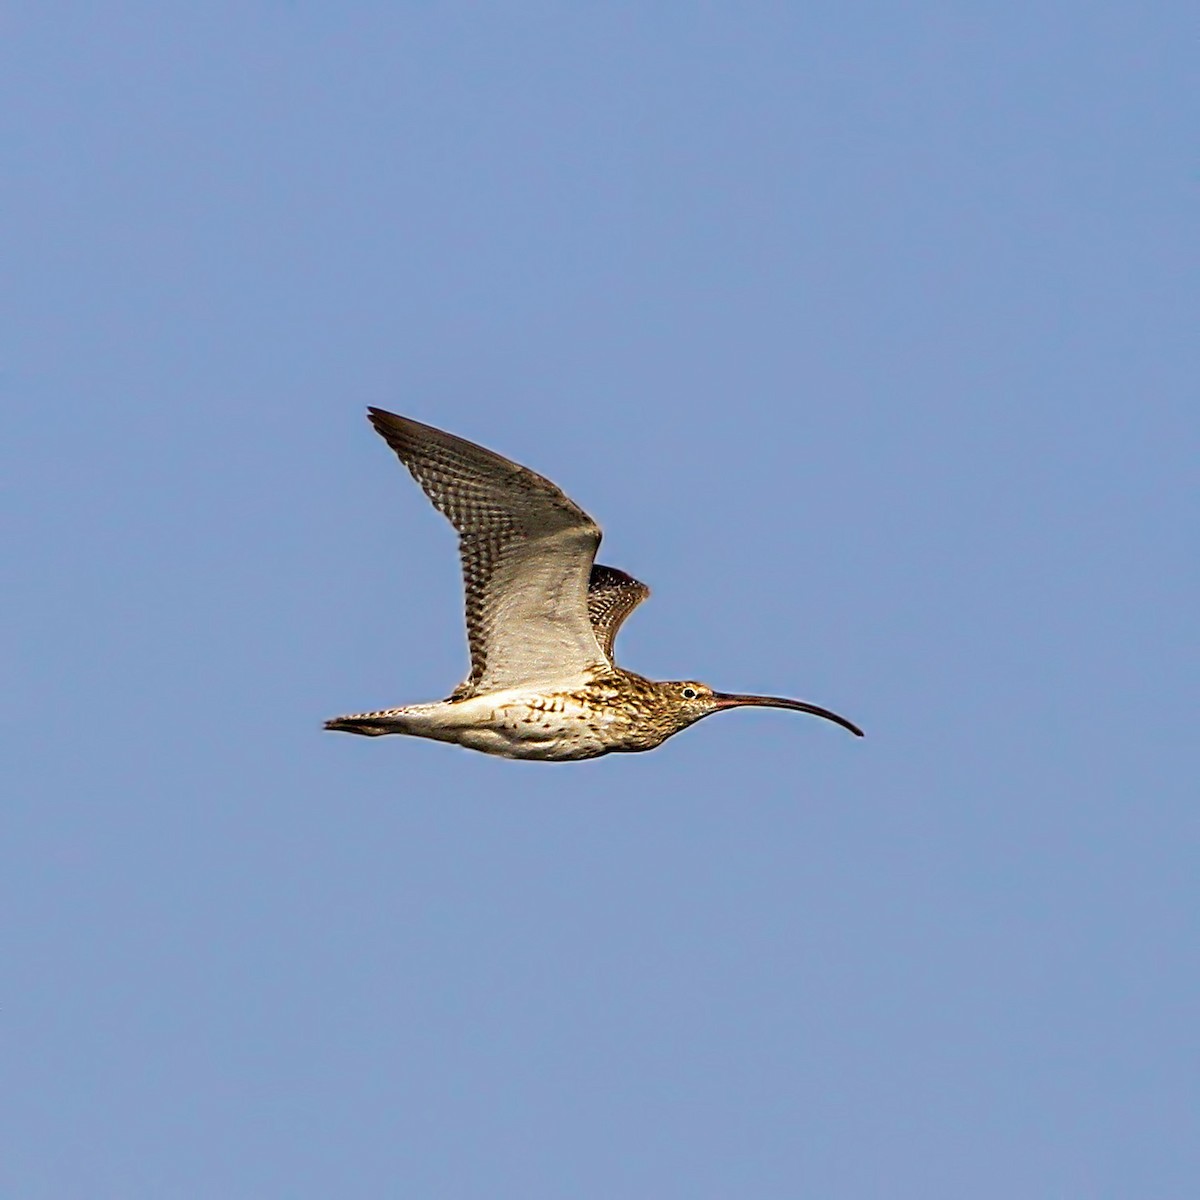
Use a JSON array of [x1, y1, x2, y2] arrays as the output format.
[[681, 687, 698, 700]]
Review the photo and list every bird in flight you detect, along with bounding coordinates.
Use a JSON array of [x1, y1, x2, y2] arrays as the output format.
[[326, 409, 863, 761]]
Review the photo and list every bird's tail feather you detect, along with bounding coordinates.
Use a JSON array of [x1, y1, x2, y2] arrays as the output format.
[[324, 710, 410, 737]]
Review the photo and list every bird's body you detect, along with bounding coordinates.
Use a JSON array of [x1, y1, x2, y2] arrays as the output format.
[[326, 409, 863, 761], [328, 673, 671, 762]]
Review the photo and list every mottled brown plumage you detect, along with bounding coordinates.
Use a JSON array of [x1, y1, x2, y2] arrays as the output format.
[[326, 409, 863, 761], [586, 565, 650, 661]]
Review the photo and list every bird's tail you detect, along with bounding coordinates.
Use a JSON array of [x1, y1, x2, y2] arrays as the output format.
[[324, 709, 411, 737]]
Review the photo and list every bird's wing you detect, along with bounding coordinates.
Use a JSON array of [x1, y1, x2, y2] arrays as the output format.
[[368, 408, 608, 694], [587, 565, 650, 663]]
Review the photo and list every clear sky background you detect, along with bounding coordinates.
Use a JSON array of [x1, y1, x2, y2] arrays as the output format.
[[5, 4, 1195, 1197]]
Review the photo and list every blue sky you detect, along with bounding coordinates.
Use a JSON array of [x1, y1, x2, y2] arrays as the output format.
[[5, 3, 1196, 1196]]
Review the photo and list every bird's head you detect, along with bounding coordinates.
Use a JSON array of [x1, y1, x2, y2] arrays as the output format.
[[658, 679, 864, 738]]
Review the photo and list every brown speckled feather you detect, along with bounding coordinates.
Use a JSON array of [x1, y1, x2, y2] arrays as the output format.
[[367, 408, 608, 695], [587, 565, 650, 660]]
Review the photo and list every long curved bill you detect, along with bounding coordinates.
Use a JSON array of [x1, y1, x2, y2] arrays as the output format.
[[712, 692, 864, 737]]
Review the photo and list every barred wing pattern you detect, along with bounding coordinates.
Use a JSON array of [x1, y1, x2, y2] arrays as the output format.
[[587, 565, 650, 661], [368, 409, 609, 695]]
